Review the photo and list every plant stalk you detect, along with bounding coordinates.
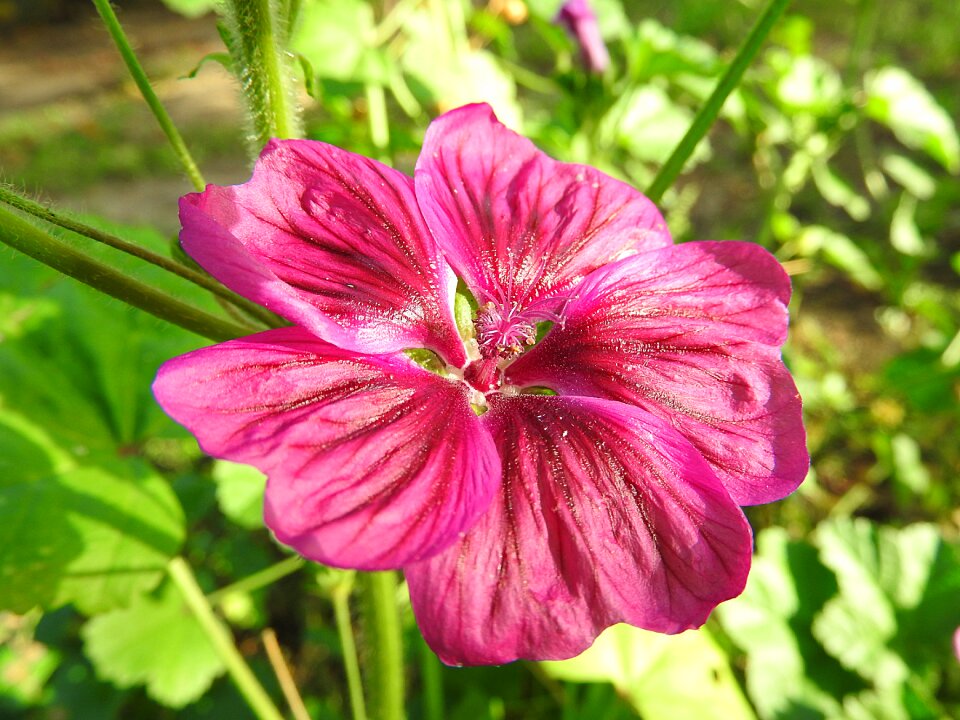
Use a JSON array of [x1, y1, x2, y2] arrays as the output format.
[[224, 0, 303, 149], [167, 558, 285, 720], [645, 0, 792, 203], [360, 571, 405, 720], [332, 575, 368, 720], [0, 206, 249, 342], [90, 0, 206, 191], [0, 186, 281, 328]]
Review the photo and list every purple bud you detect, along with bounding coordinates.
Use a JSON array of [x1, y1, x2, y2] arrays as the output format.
[[555, 0, 610, 73]]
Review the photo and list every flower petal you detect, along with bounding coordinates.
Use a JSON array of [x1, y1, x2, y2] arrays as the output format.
[[181, 139, 466, 366], [152, 328, 499, 569], [405, 394, 751, 665], [507, 241, 808, 505], [415, 103, 671, 313]]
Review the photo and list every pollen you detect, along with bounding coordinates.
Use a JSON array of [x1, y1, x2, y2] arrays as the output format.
[[474, 301, 538, 358]]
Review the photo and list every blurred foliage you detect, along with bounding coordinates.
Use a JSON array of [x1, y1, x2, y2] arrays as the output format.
[[1, 0, 958, 718]]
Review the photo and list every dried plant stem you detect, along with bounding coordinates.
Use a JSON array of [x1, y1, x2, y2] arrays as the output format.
[[262, 628, 311, 720], [646, 0, 792, 203], [90, 0, 206, 191]]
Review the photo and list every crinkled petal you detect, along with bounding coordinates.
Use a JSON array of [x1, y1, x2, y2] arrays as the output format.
[[180, 139, 466, 366], [152, 328, 499, 569], [405, 394, 751, 665], [507, 241, 808, 505], [415, 103, 671, 313]]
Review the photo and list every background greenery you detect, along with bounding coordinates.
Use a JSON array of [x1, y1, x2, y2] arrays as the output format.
[[0, 0, 957, 718]]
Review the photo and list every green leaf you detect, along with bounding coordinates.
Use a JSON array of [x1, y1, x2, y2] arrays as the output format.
[[0, 219, 201, 614], [890, 193, 926, 256], [717, 528, 845, 719], [160, 0, 220, 18], [82, 580, 225, 708], [774, 54, 844, 116], [289, 0, 376, 82], [600, 85, 710, 166], [881, 154, 936, 200], [797, 225, 884, 290], [541, 624, 755, 720], [811, 163, 871, 221], [0, 414, 184, 615], [812, 518, 951, 689], [865, 67, 960, 173], [212, 461, 266, 530]]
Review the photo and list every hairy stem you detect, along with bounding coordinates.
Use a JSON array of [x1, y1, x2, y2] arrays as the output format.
[[90, 0, 206, 191], [0, 206, 250, 342], [224, 0, 303, 150], [0, 186, 282, 328], [167, 558, 285, 720], [646, 0, 792, 203]]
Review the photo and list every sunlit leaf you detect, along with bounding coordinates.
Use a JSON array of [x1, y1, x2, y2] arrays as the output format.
[[865, 66, 960, 173], [889, 193, 926, 256], [82, 581, 225, 708], [718, 528, 845, 719], [212, 460, 266, 530], [0, 414, 184, 615], [541, 624, 755, 720]]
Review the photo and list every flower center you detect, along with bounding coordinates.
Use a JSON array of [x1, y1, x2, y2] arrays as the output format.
[[474, 301, 537, 359], [461, 301, 543, 392]]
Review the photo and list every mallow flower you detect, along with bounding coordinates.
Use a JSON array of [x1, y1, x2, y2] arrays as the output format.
[[153, 103, 808, 666]]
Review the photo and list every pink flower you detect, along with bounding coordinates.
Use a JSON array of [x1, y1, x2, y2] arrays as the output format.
[[555, 0, 610, 73], [153, 103, 807, 665]]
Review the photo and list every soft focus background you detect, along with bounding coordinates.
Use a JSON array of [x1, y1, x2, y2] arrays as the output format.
[[1, 1, 958, 718]]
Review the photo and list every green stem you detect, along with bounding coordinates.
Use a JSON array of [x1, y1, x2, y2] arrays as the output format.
[[331, 575, 368, 720], [645, 0, 792, 204], [225, 0, 302, 149], [207, 556, 305, 607], [167, 558, 285, 720], [361, 571, 405, 720], [90, 0, 206, 191], [418, 636, 443, 720], [0, 205, 249, 342], [0, 186, 282, 328], [365, 83, 390, 157]]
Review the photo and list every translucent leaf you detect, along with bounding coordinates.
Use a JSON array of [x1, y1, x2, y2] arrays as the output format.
[[881, 154, 936, 200], [811, 163, 871, 221], [812, 518, 950, 686], [600, 85, 710, 165], [82, 581, 225, 708], [212, 461, 266, 530], [717, 528, 844, 719], [865, 67, 960, 173], [289, 0, 376, 83], [0, 414, 184, 615], [775, 54, 844, 116], [798, 225, 883, 290], [541, 624, 755, 720], [160, 0, 219, 18], [400, 10, 521, 128], [890, 193, 926, 256]]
